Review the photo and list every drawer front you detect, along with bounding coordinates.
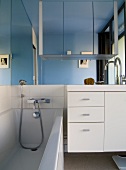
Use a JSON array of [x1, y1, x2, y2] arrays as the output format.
[[68, 123, 104, 152], [68, 92, 104, 107], [68, 107, 104, 122]]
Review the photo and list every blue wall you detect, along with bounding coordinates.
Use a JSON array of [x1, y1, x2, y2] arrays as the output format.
[[41, 33, 97, 85], [40, 1, 97, 85], [0, 0, 11, 85], [11, 0, 33, 85], [0, 0, 33, 85], [42, 59, 96, 85]]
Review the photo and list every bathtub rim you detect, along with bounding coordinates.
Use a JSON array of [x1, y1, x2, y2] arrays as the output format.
[[38, 109, 63, 170]]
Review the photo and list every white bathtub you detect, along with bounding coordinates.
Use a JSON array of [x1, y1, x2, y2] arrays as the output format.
[[0, 109, 64, 170], [38, 114, 64, 170]]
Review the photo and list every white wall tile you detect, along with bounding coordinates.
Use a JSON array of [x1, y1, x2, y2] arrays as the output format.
[[0, 86, 11, 113], [11, 85, 30, 97], [29, 85, 42, 97], [52, 97, 64, 108], [40, 85, 65, 97], [11, 85, 66, 109], [23, 97, 30, 109], [0, 110, 17, 163], [21, 85, 30, 97], [51, 85, 65, 97], [11, 86, 20, 97]]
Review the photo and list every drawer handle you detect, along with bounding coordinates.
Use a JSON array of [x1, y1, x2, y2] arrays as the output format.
[[82, 129, 90, 132], [81, 98, 90, 101], [82, 114, 90, 116]]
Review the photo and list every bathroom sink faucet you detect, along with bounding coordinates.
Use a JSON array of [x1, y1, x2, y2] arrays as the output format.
[[104, 61, 114, 84], [114, 57, 122, 84], [104, 57, 122, 85]]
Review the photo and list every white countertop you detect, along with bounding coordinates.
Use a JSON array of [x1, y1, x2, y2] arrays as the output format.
[[67, 85, 126, 92]]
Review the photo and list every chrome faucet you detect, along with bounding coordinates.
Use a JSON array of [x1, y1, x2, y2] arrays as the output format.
[[104, 57, 122, 85], [104, 61, 114, 84], [114, 57, 122, 84], [122, 75, 126, 84]]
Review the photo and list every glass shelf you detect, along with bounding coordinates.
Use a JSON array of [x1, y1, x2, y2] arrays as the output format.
[[40, 54, 117, 60]]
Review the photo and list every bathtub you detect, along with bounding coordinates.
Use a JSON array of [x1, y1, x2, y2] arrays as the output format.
[[0, 108, 64, 170]]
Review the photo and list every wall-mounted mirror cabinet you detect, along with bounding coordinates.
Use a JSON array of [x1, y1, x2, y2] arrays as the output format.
[[40, 0, 118, 60]]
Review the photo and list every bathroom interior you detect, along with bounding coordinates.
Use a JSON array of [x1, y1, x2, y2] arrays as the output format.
[[0, 0, 126, 170]]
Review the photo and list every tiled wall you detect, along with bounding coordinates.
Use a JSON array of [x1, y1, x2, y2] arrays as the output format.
[[11, 85, 66, 147], [0, 86, 17, 165], [11, 85, 65, 109], [0, 86, 11, 113], [0, 85, 66, 165]]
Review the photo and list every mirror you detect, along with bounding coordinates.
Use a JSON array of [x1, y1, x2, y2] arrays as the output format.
[[42, 1, 115, 85], [97, 1, 125, 85], [11, 0, 33, 85], [0, 0, 11, 85], [43, 2, 63, 54], [0, 0, 33, 85], [64, 2, 94, 54]]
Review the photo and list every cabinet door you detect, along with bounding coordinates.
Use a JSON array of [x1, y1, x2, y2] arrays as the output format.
[[64, 2, 93, 54], [104, 92, 126, 151], [68, 123, 104, 152], [43, 2, 63, 55]]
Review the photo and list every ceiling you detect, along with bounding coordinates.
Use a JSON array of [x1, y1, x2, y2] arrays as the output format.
[[22, 0, 125, 36]]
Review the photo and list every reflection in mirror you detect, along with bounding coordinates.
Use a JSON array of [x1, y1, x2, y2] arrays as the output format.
[[0, 0, 33, 85], [108, 4, 125, 84], [94, 1, 114, 34], [94, 1, 114, 84], [64, 2, 94, 54], [109, 36, 125, 84], [118, 9, 124, 36], [11, 0, 33, 85], [0, 0, 11, 85], [42, 1, 98, 84], [43, 2, 63, 55]]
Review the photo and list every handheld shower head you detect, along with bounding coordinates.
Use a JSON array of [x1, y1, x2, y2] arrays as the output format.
[[19, 80, 27, 86]]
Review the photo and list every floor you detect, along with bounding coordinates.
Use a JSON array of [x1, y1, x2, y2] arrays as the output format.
[[64, 153, 119, 170]]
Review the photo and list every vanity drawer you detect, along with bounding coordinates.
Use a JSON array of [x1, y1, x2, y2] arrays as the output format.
[[68, 107, 104, 122], [68, 92, 104, 107], [68, 123, 104, 152]]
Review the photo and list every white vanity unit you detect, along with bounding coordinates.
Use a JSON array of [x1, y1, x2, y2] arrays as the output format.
[[67, 85, 126, 153]]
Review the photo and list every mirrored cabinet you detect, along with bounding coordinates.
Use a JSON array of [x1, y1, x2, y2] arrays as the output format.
[[41, 0, 118, 60]]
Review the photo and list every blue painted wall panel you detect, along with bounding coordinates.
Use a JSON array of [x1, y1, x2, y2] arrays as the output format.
[[0, 0, 11, 85], [11, 0, 33, 85], [43, 59, 96, 85], [42, 33, 97, 84]]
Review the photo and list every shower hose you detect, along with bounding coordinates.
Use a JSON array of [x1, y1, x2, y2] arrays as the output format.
[[19, 87, 44, 150]]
